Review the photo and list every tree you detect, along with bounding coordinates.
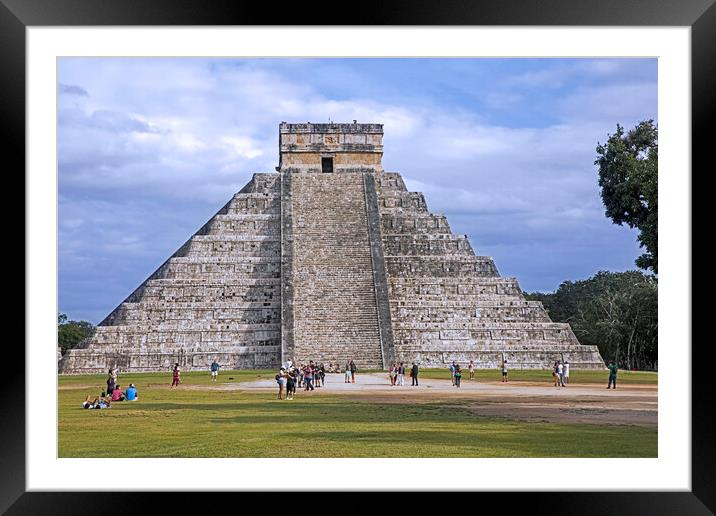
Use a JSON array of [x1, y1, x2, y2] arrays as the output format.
[[595, 120, 658, 273], [525, 271, 658, 369], [57, 313, 95, 355]]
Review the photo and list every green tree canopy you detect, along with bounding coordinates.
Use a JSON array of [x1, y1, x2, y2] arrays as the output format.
[[57, 313, 95, 355], [595, 120, 658, 273], [526, 270, 657, 370]]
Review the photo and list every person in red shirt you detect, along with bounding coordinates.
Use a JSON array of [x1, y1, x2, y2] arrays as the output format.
[[171, 363, 181, 388], [111, 385, 125, 401]]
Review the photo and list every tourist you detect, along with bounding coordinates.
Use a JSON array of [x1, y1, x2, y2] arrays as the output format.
[[82, 395, 96, 409], [469, 360, 475, 380], [398, 362, 405, 386], [411, 362, 419, 386], [607, 361, 618, 389], [320, 363, 326, 387], [171, 363, 181, 388], [344, 362, 352, 383], [286, 368, 296, 400], [564, 361, 570, 384], [210, 359, 220, 381], [501, 359, 508, 383], [304, 364, 314, 391], [297, 364, 304, 388], [449, 362, 456, 385], [111, 384, 126, 401], [106, 368, 116, 397], [92, 392, 111, 409], [350, 360, 357, 383], [454, 364, 462, 387], [557, 361, 565, 387], [553, 361, 560, 387], [125, 383, 139, 401], [389, 363, 395, 385], [96, 396, 111, 409], [276, 367, 288, 400], [276, 368, 285, 400]]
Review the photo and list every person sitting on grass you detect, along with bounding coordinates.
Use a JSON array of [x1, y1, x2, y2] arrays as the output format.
[[97, 395, 111, 409], [111, 385, 126, 401], [125, 383, 139, 401], [87, 392, 111, 409]]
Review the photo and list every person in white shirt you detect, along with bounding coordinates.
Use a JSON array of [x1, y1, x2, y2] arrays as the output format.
[[557, 362, 565, 387], [564, 361, 570, 384]]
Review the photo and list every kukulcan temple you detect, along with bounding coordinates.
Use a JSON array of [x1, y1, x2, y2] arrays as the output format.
[[59, 122, 605, 373]]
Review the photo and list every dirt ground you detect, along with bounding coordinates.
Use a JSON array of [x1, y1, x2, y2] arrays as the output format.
[[236, 373, 658, 427]]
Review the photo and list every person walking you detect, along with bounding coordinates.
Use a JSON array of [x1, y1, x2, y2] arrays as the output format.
[[557, 361, 565, 387], [501, 359, 508, 383], [449, 362, 456, 386], [210, 359, 220, 382], [411, 362, 419, 386], [389, 363, 396, 385], [468, 361, 475, 380], [350, 360, 357, 383], [398, 363, 405, 386], [607, 361, 618, 389], [171, 363, 181, 388], [454, 364, 462, 388]]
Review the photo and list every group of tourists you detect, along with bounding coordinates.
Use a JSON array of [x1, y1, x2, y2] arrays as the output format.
[[447, 360, 509, 386], [552, 360, 570, 387], [82, 368, 139, 409], [388, 362, 420, 386], [272, 359, 361, 399]]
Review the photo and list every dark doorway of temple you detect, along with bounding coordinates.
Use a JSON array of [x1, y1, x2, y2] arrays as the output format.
[[321, 157, 334, 173]]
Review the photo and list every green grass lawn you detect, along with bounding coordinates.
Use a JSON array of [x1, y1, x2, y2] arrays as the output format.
[[59, 370, 657, 458]]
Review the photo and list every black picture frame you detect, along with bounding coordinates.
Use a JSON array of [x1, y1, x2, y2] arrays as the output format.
[[4, 0, 711, 513]]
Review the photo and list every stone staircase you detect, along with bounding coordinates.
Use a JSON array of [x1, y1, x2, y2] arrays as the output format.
[[58, 161, 605, 373], [285, 171, 384, 368]]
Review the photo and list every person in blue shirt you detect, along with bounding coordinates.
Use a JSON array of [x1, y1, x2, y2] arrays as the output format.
[[210, 360, 221, 382], [125, 383, 139, 401]]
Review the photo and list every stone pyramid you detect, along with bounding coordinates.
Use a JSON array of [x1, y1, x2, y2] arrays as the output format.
[[59, 122, 604, 373]]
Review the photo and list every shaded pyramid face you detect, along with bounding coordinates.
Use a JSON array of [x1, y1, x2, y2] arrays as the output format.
[[59, 174, 284, 373], [60, 123, 604, 373]]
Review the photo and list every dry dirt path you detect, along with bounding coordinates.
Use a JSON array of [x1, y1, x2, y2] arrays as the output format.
[[229, 373, 658, 428]]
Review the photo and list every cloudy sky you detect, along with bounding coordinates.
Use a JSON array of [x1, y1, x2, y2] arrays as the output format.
[[58, 58, 657, 324]]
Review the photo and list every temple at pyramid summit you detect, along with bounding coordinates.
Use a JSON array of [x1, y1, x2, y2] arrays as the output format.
[[59, 122, 605, 373]]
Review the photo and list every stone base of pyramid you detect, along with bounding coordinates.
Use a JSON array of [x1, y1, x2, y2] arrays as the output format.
[[59, 348, 280, 375]]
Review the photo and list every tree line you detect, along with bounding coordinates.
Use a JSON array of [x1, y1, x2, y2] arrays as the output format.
[[58, 313, 95, 355], [525, 270, 657, 370]]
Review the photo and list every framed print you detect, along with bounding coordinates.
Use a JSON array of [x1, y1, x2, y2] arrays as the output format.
[[4, 0, 713, 513]]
